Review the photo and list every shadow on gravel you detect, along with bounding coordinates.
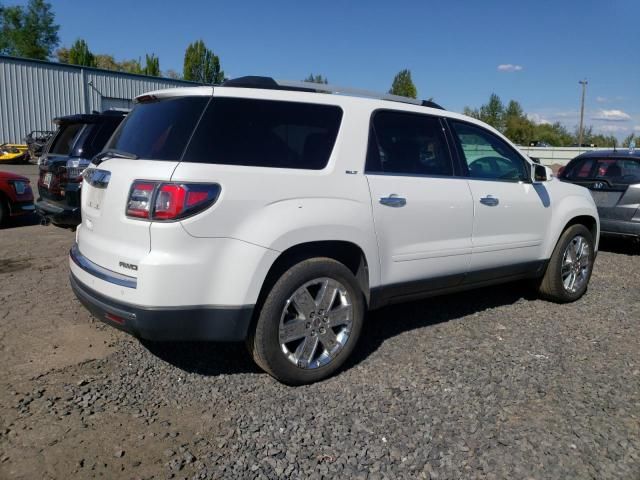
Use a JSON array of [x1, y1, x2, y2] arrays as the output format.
[[0, 213, 41, 230], [143, 281, 537, 378], [141, 340, 261, 376], [598, 236, 639, 256], [345, 280, 538, 370]]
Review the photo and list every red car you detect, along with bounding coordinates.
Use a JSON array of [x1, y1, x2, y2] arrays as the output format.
[[0, 171, 35, 225]]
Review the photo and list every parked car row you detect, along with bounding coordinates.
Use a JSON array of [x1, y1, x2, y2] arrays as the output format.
[[35, 110, 127, 228]]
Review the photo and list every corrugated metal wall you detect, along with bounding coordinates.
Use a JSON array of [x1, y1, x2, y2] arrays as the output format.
[[0, 55, 198, 143]]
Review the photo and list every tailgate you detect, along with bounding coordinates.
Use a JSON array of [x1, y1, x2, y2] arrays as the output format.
[[77, 158, 179, 276]]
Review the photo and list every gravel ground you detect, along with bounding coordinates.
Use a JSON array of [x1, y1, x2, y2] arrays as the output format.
[[1, 165, 639, 479]]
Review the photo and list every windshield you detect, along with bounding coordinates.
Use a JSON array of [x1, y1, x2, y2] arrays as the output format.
[[105, 96, 209, 161]]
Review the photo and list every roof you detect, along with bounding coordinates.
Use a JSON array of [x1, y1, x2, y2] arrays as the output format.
[[135, 76, 445, 110], [575, 149, 640, 159], [54, 111, 127, 125]]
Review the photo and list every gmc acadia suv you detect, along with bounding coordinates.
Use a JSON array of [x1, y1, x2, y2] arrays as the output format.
[[70, 77, 599, 384]]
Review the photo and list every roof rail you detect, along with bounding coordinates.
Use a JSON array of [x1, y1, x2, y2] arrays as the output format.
[[220, 76, 444, 110]]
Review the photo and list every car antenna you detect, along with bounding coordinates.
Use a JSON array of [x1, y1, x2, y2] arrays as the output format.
[[612, 138, 617, 153]]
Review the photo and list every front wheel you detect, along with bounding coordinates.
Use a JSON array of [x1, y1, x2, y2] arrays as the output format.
[[538, 224, 595, 303], [248, 258, 365, 385]]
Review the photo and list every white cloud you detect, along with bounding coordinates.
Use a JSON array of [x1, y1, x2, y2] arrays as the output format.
[[635, 125, 640, 132], [597, 124, 628, 133], [527, 113, 551, 125], [497, 64, 523, 72], [595, 96, 607, 103], [591, 109, 632, 121]]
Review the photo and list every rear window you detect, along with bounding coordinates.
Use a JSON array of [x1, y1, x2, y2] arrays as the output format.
[[71, 119, 123, 159], [49, 123, 84, 155], [183, 98, 343, 169], [565, 157, 640, 183], [106, 97, 209, 160]]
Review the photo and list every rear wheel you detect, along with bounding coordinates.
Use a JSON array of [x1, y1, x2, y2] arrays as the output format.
[[538, 224, 594, 302], [248, 258, 364, 385]]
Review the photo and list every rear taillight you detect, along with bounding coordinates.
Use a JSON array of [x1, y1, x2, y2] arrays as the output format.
[[126, 181, 220, 221], [557, 166, 565, 177], [126, 181, 156, 218]]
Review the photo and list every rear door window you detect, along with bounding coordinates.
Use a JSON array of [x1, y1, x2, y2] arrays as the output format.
[[183, 98, 343, 169], [365, 110, 454, 176], [49, 123, 84, 155], [106, 97, 209, 160]]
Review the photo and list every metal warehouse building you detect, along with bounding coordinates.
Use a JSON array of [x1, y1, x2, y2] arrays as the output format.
[[0, 55, 198, 143]]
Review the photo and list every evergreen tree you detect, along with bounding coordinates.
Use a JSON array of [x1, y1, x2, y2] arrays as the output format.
[[389, 69, 417, 98], [183, 40, 224, 84]]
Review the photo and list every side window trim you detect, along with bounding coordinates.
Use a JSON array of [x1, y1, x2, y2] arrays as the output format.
[[364, 108, 457, 178], [447, 119, 532, 184]]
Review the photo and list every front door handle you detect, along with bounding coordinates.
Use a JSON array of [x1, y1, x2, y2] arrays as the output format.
[[379, 194, 406, 208], [480, 195, 499, 207]]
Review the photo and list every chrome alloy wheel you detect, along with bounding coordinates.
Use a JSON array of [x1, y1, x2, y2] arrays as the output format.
[[279, 277, 353, 369], [561, 235, 591, 293]]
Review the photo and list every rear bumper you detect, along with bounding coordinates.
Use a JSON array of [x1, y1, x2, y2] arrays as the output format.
[[35, 198, 80, 227], [600, 218, 640, 238], [70, 273, 254, 342]]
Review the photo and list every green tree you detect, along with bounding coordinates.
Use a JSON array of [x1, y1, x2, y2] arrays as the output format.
[[142, 53, 160, 76], [119, 58, 142, 74], [389, 69, 417, 98], [479, 93, 505, 131], [0, 0, 59, 59], [183, 40, 224, 84], [95, 54, 119, 71], [532, 122, 573, 147], [303, 73, 328, 84], [67, 39, 96, 67]]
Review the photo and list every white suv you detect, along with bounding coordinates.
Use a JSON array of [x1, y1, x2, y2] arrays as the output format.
[[70, 77, 599, 384]]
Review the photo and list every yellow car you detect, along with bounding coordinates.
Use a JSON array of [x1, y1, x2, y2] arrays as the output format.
[[0, 144, 29, 163]]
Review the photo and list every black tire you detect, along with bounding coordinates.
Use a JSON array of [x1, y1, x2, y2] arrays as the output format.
[[538, 224, 595, 303], [248, 257, 365, 385]]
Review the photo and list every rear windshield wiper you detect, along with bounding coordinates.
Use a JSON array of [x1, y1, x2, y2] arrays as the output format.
[[93, 149, 138, 165]]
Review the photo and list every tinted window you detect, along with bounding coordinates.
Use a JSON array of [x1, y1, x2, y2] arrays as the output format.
[[564, 158, 595, 179], [71, 120, 122, 159], [451, 121, 527, 181], [49, 123, 84, 155], [107, 97, 209, 160], [183, 98, 343, 169], [593, 158, 640, 183], [366, 111, 453, 176]]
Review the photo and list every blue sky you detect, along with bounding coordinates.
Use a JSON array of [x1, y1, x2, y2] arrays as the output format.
[[13, 0, 640, 138]]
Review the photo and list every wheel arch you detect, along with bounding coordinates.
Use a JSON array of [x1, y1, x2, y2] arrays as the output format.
[[256, 240, 372, 311]]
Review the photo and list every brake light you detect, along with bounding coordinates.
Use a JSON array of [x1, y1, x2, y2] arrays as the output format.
[[126, 181, 220, 220], [557, 166, 565, 177], [126, 181, 155, 218]]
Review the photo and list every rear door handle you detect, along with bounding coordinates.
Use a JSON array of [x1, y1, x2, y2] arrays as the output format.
[[480, 195, 499, 207], [379, 194, 406, 208]]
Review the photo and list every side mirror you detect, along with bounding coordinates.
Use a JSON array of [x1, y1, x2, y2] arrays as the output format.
[[532, 164, 550, 183]]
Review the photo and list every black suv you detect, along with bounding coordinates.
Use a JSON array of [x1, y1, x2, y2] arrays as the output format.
[[36, 110, 127, 228], [558, 149, 640, 242]]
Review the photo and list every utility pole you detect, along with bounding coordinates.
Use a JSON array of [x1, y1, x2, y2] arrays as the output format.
[[578, 79, 588, 151]]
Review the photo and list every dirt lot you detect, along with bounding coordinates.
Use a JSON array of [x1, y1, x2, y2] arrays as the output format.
[[1, 164, 639, 479]]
